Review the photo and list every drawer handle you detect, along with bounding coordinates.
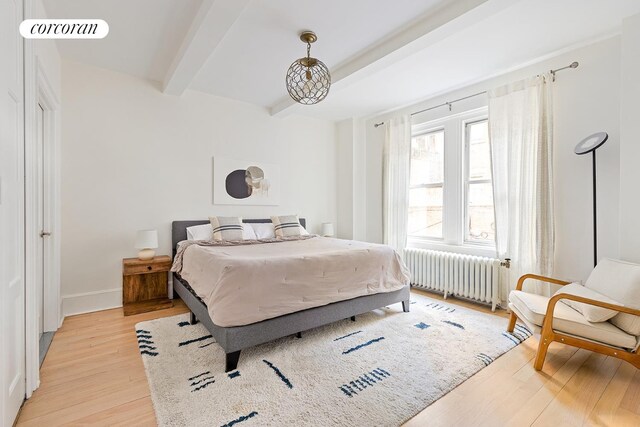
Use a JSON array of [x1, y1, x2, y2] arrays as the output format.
[[147, 266, 152, 271]]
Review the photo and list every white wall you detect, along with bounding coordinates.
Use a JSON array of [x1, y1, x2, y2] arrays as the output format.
[[336, 119, 354, 239], [362, 36, 623, 283], [336, 118, 368, 240], [364, 123, 385, 244], [61, 60, 337, 315], [352, 119, 367, 241], [619, 13, 640, 264]]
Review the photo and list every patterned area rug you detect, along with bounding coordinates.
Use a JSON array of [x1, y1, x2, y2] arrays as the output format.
[[136, 293, 530, 427]]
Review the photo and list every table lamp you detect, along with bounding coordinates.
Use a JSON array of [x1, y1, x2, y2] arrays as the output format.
[[321, 223, 334, 237], [135, 229, 158, 260]]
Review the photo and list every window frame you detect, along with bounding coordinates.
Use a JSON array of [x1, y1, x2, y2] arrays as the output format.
[[407, 107, 496, 258], [463, 118, 495, 246]]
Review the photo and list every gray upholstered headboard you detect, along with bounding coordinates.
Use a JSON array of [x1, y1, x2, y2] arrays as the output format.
[[171, 218, 307, 256]]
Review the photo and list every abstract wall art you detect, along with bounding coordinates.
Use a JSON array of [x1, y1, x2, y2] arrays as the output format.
[[213, 157, 280, 205]]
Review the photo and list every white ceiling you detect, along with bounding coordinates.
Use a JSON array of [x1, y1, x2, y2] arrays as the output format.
[[43, 0, 202, 81], [44, 0, 640, 121], [289, 0, 640, 120], [189, 0, 451, 107]]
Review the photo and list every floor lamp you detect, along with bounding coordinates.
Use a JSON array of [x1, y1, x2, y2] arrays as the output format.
[[574, 132, 608, 267]]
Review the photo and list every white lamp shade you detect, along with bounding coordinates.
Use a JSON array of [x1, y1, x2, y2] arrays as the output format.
[[135, 229, 158, 249], [574, 131, 608, 155], [321, 222, 334, 237]]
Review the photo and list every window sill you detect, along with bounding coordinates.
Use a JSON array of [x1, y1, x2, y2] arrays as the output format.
[[406, 237, 497, 259]]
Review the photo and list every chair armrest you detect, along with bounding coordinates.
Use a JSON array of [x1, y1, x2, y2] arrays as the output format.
[[515, 274, 571, 291], [541, 293, 640, 335]]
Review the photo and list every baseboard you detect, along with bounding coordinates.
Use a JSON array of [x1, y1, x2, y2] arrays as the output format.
[[62, 288, 122, 317]]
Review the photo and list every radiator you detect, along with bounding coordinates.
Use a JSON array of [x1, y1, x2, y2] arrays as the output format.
[[403, 248, 502, 311]]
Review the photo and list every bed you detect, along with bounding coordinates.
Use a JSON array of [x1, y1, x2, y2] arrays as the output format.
[[171, 219, 411, 372]]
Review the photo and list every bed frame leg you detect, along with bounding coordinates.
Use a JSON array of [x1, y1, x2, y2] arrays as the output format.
[[350, 316, 356, 322], [189, 311, 198, 325], [402, 300, 410, 313], [296, 332, 302, 339], [225, 351, 241, 373]]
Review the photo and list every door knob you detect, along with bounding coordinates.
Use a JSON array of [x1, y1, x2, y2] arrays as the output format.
[[40, 231, 51, 238]]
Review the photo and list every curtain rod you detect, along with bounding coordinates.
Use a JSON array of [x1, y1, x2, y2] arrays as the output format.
[[373, 61, 579, 128]]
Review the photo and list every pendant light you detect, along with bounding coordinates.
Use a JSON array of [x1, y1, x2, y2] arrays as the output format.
[[286, 31, 331, 105]]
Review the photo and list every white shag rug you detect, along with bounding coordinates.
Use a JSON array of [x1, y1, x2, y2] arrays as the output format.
[[136, 293, 531, 427]]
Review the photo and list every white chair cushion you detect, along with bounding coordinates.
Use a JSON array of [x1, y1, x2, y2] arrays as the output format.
[[585, 258, 640, 335], [553, 283, 621, 323], [509, 290, 637, 349]]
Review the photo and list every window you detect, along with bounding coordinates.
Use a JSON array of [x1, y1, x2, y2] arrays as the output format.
[[408, 108, 495, 254], [465, 120, 495, 243], [408, 130, 444, 239]]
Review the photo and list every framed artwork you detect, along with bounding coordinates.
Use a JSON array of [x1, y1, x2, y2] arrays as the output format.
[[213, 157, 280, 206]]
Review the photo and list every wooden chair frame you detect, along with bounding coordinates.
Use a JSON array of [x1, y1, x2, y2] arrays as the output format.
[[507, 274, 640, 371]]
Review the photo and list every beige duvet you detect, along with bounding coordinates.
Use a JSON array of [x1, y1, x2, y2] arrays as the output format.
[[176, 236, 410, 327]]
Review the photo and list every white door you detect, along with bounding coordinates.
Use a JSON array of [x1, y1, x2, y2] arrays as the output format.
[[1, 0, 26, 424]]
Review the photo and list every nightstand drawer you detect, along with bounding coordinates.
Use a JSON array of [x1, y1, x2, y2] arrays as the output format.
[[124, 261, 171, 275], [123, 256, 172, 276]]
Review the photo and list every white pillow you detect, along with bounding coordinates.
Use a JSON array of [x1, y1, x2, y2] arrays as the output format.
[[271, 215, 302, 238], [554, 282, 622, 323], [584, 258, 640, 336], [242, 223, 257, 240], [186, 224, 212, 241], [209, 216, 244, 241], [186, 223, 256, 241], [250, 223, 275, 239], [250, 222, 309, 239]]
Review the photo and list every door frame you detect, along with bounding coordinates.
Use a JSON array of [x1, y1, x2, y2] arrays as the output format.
[[24, 53, 61, 395]]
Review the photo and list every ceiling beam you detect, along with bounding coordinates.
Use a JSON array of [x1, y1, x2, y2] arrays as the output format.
[[162, 0, 250, 96], [270, 0, 513, 116]]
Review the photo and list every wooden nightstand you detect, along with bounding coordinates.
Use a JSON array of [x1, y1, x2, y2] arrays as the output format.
[[122, 255, 173, 316]]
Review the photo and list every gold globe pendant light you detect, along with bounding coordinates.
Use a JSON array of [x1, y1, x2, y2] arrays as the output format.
[[286, 31, 331, 105]]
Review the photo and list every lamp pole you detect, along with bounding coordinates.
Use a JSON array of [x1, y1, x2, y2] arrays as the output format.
[[592, 150, 597, 267], [574, 132, 608, 269]]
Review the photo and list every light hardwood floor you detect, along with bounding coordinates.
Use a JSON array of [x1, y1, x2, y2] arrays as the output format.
[[16, 290, 640, 426]]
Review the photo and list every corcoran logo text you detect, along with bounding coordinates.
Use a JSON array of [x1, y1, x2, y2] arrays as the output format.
[[19, 19, 108, 39]]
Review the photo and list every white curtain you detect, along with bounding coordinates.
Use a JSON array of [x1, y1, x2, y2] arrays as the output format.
[[488, 74, 554, 300], [383, 115, 411, 254]]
